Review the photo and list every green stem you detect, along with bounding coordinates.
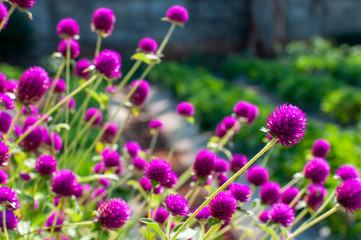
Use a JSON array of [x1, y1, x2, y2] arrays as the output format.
[[166, 215, 173, 238], [203, 224, 217, 240], [166, 119, 184, 162], [112, 108, 132, 145], [200, 222, 205, 239], [4, 104, 22, 142], [2, 204, 8, 240], [174, 168, 192, 191], [43, 61, 65, 112], [281, 174, 303, 192], [50, 197, 65, 237], [147, 130, 159, 160], [95, 33, 102, 57], [147, 188, 154, 240], [116, 60, 142, 92], [63, 39, 71, 166], [187, 185, 201, 207], [293, 207, 309, 226], [289, 182, 310, 208], [170, 138, 278, 240], [240, 205, 265, 240], [156, 23, 176, 56], [19, 221, 93, 237], [0, 3, 16, 31]]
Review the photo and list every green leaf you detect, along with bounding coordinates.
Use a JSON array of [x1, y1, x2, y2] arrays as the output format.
[[138, 218, 167, 239], [209, 136, 220, 143], [78, 174, 119, 183], [257, 224, 280, 240], [208, 217, 221, 226], [185, 116, 195, 125], [132, 106, 140, 117], [131, 53, 151, 65], [139, 226, 157, 240], [170, 223, 196, 240]]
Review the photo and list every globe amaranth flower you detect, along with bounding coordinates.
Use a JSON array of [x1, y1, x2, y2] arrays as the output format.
[[35, 155, 57, 175], [21, 125, 43, 152], [260, 181, 281, 205], [304, 184, 327, 211], [0, 111, 12, 134], [97, 198, 131, 230], [132, 157, 147, 171], [0, 4, 9, 29], [91, 187, 107, 202], [129, 79, 150, 106], [195, 206, 211, 220], [50, 79, 66, 94], [311, 139, 331, 158], [59, 96, 76, 111], [0, 186, 20, 210], [138, 37, 158, 53], [215, 116, 240, 139], [165, 194, 189, 216], [124, 141, 141, 158], [154, 207, 170, 224], [193, 149, 216, 180], [0, 142, 9, 166], [161, 171, 178, 189], [101, 122, 118, 143], [85, 108, 103, 126], [209, 191, 237, 222], [259, 210, 270, 223], [0, 93, 15, 110], [214, 159, 229, 173], [139, 177, 152, 192], [74, 59, 92, 79], [229, 183, 251, 202], [58, 39, 80, 59], [91, 8, 115, 36], [303, 157, 330, 184], [149, 119, 163, 131], [176, 101, 194, 117], [265, 104, 307, 147], [166, 5, 189, 24], [145, 158, 171, 184], [9, 0, 36, 8], [102, 148, 121, 170], [0, 169, 8, 185], [336, 178, 361, 214], [20, 173, 31, 181], [42, 130, 63, 152], [99, 178, 111, 188], [230, 154, 247, 173], [5, 79, 18, 93], [105, 86, 116, 93], [247, 165, 269, 186], [233, 101, 259, 125], [281, 187, 300, 206], [93, 50, 121, 79], [56, 18, 79, 38], [44, 211, 65, 232], [93, 162, 107, 174], [17, 66, 49, 105], [336, 165, 360, 181], [269, 203, 295, 227], [0, 210, 19, 232], [22, 105, 38, 116], [51, 169, 78, 196], [217, 173, 229, 188]]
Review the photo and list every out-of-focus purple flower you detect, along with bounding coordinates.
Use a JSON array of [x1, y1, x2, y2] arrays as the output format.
[[91, 187, 107, 202], [154, 207, 169, 224], [138, 37, 158, 53], [58, 39, 80, 59], [93, 162, 107, 174], [56, 18, 79, 38], [93, 50, 121, 79], [214, 159, 229, 173], [9, 0, 36, 8], [336, 165, 360, 181], [42, 130, 63, 152], [303, 157, 330, 184], [149, 119, 163, 131], [233, 101, 259, 125], [281, 187, 300, 206], [269, 203, 295, 227], [0, 169, 8, 185], [99, 178, 111, 188], [260, 182, 281, 205], [311, 139, 331, 159], [139, 177, 152, 192], [229, 183, 251, 202], [336, 178, 361, 214], [0, 112, 12, 134], [145, 158, 171, 184], [85, 108, 103, 126], [102, 148, 121, 173], [165, 194, 189, 216], [0, 142, 8, 166], [217, 173, 229, 187], [247, 165, 269, 186], [5, 79, 18, 93], [230, 154, 247, 173], [132, 157, 147, 171], [129, 79, 150, 106], [193, 149, 216, 180], [304, 184, 327, 211], [105, 86, 116, 93], [19, 173, 31, 181], [124, 141, 141, 158], [74, 59, 92, 79], [259, 210, 270, 223], [97, 198, 131, 230], [50, 79, 66, 93], [0, 210, 19, 232], [22, 105, 38, 116], [0, 186, 19, 210], [209, 192, 237, 222], [176, 101, 194, 117], [36, 155, 57, 175], [195, 206, 211, 220], [23, 116, 38, 129], [51, 169, 78, 197], [44, 211, 65, 232], [0, 4, 9, 29], [59, 96, 76, 111], [166, 5, 189, 24], [161, 171, 178, 189], [0, 94, 14, 110], [21, 125, 43, 152], [91, 8, 115, 36], [154, 186, 164, 195], [101, 122, 118, 144]]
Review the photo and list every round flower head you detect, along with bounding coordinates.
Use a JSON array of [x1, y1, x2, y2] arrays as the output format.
[[154, 207, 170, 224], [21, 125, 43, 152], [99, 178, 111, 188], [176, 101, 194, 117], [266, 104, 307, 147], [124, 141, 141, 158], [93, 162, 107, 174], [260, 181, 281, 205], [269, 203, 295, 227], [336, 178, 361, 213], [58, 39, 80, 59], [42, 131, 63, 152], [0, 94, 15, 110], [229, 183, 251, 202], [91, 8, 115, 35], [149, 119, 163, 131], [230, 154, 247, 173], [214, 158, 229, 173], [0, 111, 12, 134], [139, 177, 152, 192], [161, 171, 178, 189], [311, 139, 330, 158], [195, 206, 211, 220], [209, 191, 237, 222], [74, 59, 92, 79], [259, 210, 270, 223], [233, 101, 259, 125], [145, 158, 171, 184], [100, 122, 118, 143], [97, 198, 131, 230], [9, 0, 36, 8], [0, 142, 9, 166], [129, 79, 150, 106], [193, 149, 216, 180], [304, 184, 327, 211], [303, 157, 330, 184], [0, 210, 19, 232], [17, 66, 49, 105], [217, 173, 228, 187], [85, 108, 103, 126], [0, 4, 9, 29], [166, 5, 189, 24], [22, 105, 38, 116], [247, 165, 269, 186], [51, 169, 78, 196], [93, 50, 121, 79], [6, 79, 18, 93], [59, 96, 76, 111], [0, 187, 19, 210], [0, 169, 8, 185], [20, 173, 31, 181], [138, 37, 158, 53], [36, 155, 57, 175], [102, 148, 121, 168], [105, 86, 116, 93], [281, 187, 300, 206], [91, 187, 107, 202], [336, 165, 360, 181], [132, 157, 147, 171], [23, 116, 38, 129], [165, 194, 189, 216], [44, 211, 65, 232], [221, 116, 240, 133], [56, 18, 79, 38]]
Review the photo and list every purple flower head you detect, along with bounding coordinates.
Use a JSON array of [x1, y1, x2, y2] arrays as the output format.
[[23, 116, 38, 129], [0, 187, 19, 210], [281, 187, 300, 206], [20, 173, 31, 181], [101, 122, 118, 143], [17, 66, 49, 105], [161, 171, 178, 189], [195, 206, 211, 220], [138, 37, 158, 53], [229, 183, 251, 202], [74, 59, 92, 79], [97, 198, 131, 230], [0, 169, 8, 185], [209, 191, 237, 222], [154, 207, 170, 224], [149, 119, 163, 131], [259, 210, 270, 223], [9, 0, 36, 8], [0, 4, 9, 29], [42, 131, 63, 152], [304, 184, 327, 211], [311, 139, 331, 159], [166, 5, 189, 24], [93, 162, 107, 174], [0, 73, 5, 93], [233, 101, 259, 125], [0, 94, 15, 110], [0, 210, 19, 232], [154, 186, 164, 195], [51, 169, 78, 196], [56, 18, 79, 38], [176, 101, 194, 117], [266, 104, 307, 147], [92, 8, 115, 35], [129, 79, 150, 106], [36, 155, 57, 175], [85, 108, 103, 126], [336, 178, 361, 214], [0, 112, 12, 134], [21, 125, 43, 152], [102, 148, 121, 170], [124, 141, 141, 158], [230, 154, 247, 173], [193, 149, 216, 180], [0, 142, 9, 166], [139, 177, 152, 192], [6, 79, 18, 93], [165, 194, 189, 216], [336, 165, 360, 181], [260, 181, 281, 205], [214, 158, 229, 173], [91, 187, 107, 202], [50, 79, 66, 93], [247, 165, 269, 186], [58, 39, 80, 59], [217, 173, 229, 187], [222, 116, 240, 133], [269, 203, 295, 227], [303, 157, 330, 184], [93, 50, 121, 79], [145, 158, 171, 184], [215, 122, 228, 139], [22, 105, 38, 116], [99, 178, 111, 188], [105, 86, 116, 93], [59, 96, 76, 111], [132, 157, 147, 171], [44, 211, 65, 232]]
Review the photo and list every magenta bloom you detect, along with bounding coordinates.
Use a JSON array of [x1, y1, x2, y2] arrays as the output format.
[[161, 171, 178, 189], [166, 5, 189, 24], [259, 210, 270, 223], [193, 149, 216, 179], [92, 8, 115, 35], [230, 154, 247, 173], [176, 101, 194, 117], [124, 141, 141, 158], [165, 194, 189, 216], [91, 186, 107, 202], [74, 59, 92, 79], [0, 4, 8, 29], [0, 210, 19, 232], [129, 79, 150, 106], [281, 187, 300, 206], [304, 184, 327, 211], [6, 79, 18, 93], [218, 116, 240, 135], [233, 101, 259, 125], [36, 155, 57, 175], [247, 165, 269, 186], [145, 158, 171, 184], [97, 198, 131, 230], [336, 178, 361, 214], [217, 173, 228, 187], [260, 181, 281, 205], [336, 165, 360, 181], [139, 37, 158, 53], [93, 162, 107, 174], [102, 148, 121, 169], [229, 183, 251, 202], [56, 18, 79, 38], [303, 157, 330, 184], [100, 122, 118, 143], [139, 177, 152, 192], [51, 169, 78, 196], [59, 96, 76, 111], [154, 207, 170, 224], [154, 186, 164, 195], [85, 108, 103, 126], [0, 112, 12, 134], [99, 178, 111, 188], [311, 139, 331, 158], [44, 211, 65, 232], [0, 187, 19, 210], [149, 119, 163, 130], [58, 39, 80, 59], [0, 93, 15, 110], [22, 105, 38, 116], [20, 173, 31, 181], [21, 125, 43, 152], [195, 207, 211, 220], [9, 0, 36, 8], [269, 203, 295, 227], [17, 66, 49, 105], [132, 157, 147, 171], [209, 191, 237, 221], [214, 159, 229, 173], [93, 50, 121, 79], [266, 104, 307, 147], [0, 142, 9, 166], [42, 131, 63, 152], [0, 169, 8, 185]]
